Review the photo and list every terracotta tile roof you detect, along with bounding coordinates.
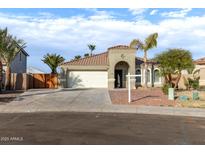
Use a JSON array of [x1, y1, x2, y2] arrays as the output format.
[[108, 45, 130, 50], [195, 57, 205, 65], [135, 57, 144, 61], [135, 57, 156, 63], [61, 52, 108, 66]]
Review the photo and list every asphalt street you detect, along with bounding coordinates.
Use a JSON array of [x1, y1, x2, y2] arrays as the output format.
[[0, 112, 205, 145]]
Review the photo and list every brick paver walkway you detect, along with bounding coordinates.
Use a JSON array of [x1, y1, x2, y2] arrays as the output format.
[[109, 88, 176, 106]]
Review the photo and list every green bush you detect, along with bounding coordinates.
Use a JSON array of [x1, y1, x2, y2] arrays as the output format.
[[192, 80, 199, 90], [162, 83, 172, 95], [188, 78, 199, 90]]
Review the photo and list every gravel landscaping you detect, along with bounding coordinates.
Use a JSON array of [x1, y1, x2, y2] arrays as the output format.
[[109, 88, 205, 108], [176, 90, 205, 108], [109, 88, 177, 106]]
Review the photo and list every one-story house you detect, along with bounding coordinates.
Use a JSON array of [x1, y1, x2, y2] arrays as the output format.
[[194, 57, 205, 86], [60, 45, 162, 89]]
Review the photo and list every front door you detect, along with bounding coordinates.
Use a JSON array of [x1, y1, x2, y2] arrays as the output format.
[[115, 70, 123, 88]]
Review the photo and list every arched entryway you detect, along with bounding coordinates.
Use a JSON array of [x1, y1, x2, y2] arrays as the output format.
[[114, 61, 129, 88]]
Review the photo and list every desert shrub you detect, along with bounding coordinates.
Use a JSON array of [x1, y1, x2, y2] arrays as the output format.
[[192, 80, 199, 90], [162, 83, 172, 95], [188, 78, 199, 90]]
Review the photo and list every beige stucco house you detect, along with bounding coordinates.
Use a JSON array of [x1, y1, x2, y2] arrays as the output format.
[[60, 45, 162, 89], [194, 57, 205, 86]]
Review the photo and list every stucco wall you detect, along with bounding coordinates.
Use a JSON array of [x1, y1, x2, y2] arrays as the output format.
[[107, 48, 136, 89], [195, 65, 205, 86], [139, 63, 163, 87]]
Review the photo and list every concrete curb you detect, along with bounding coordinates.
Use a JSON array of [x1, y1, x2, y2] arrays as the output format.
[[135, 106, 205, 117], [0, 104, 205, 118]]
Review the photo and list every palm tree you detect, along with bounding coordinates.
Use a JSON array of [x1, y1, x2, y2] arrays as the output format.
[[130, 33, 158, 88], [74, 55, 81, 60], [87, 44, 96, 56], [0, 28, 26, 90], [42, 53, 65, 74], [84, 53, 90, 57]]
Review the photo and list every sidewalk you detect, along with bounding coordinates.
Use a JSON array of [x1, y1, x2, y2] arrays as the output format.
[[1, 102, 205, 118]]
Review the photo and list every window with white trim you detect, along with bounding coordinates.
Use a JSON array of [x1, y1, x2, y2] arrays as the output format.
[[146, 69, 151, 83], [135, 69, 141, 83], [154, 69, 160, 83]]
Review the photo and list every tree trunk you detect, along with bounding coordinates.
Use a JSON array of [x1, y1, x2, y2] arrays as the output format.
[[164, 75, 168, 83], [144, 51, 148, 88], [167, 73, 173, 86], [5, 65, 11, 90], [174, 72, 182, 89]]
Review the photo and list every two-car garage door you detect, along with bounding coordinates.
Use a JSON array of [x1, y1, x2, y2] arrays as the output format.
[[67, 71, 108, 88]]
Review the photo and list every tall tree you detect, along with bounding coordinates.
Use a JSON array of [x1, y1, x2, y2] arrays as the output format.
[[0, 28, 26, 90], [130, 33, 158, 88], [87, 44, 96, 56], [42, 53, 65, 74], [154, 48, 194, 89]]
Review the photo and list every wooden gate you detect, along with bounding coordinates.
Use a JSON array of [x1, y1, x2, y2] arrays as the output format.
[[31, 74, 58, 89]]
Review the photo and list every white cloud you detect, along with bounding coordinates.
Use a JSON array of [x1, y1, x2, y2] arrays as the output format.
[[89, 10, 113, 20], [128, 8, 146, 15], [161, 8, 192, 18], [150, 9, 158, 15], [0, 9, 205, 71]]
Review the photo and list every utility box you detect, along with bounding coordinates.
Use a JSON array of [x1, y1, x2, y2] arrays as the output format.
[[168, 88, 174, 100]]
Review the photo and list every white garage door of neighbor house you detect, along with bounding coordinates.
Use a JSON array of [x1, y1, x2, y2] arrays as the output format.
[[68, 71, 108, 88]]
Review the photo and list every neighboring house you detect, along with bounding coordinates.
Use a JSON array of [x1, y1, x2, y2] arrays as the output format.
[[2, 48, 29, 73], [194, 57, 205, 86], [60, 45, 162, 89], [0, 48, 29, 89]]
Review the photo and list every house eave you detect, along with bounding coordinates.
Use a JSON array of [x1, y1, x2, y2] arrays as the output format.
[[61, 65, 109, 71]]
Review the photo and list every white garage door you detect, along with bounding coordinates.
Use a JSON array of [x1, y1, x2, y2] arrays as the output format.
[[67, 71, 108, 88]]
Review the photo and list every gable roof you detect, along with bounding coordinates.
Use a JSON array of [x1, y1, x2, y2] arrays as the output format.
[[16, 44, 29, 56], [0, 49, 28, 64], [108, 45, 130, 50], [195, 57, 205, 65], [61, 52, 109, 66]]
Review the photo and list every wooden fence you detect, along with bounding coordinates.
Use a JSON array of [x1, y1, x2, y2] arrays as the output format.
[[29, 73, 58, 89]]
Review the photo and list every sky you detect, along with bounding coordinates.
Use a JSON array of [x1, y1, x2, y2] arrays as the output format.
[[0, 8, 205, 72]]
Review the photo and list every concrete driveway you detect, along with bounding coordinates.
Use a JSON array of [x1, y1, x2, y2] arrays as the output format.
[[0, 88, 112, 113], [1, 88, 205, 118]]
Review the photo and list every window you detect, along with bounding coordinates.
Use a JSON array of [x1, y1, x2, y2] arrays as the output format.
[[135, 69, 141, 83], [19, 52, 22, 61], [146, 69, 151, 83], [154, 69, 160, 83]]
